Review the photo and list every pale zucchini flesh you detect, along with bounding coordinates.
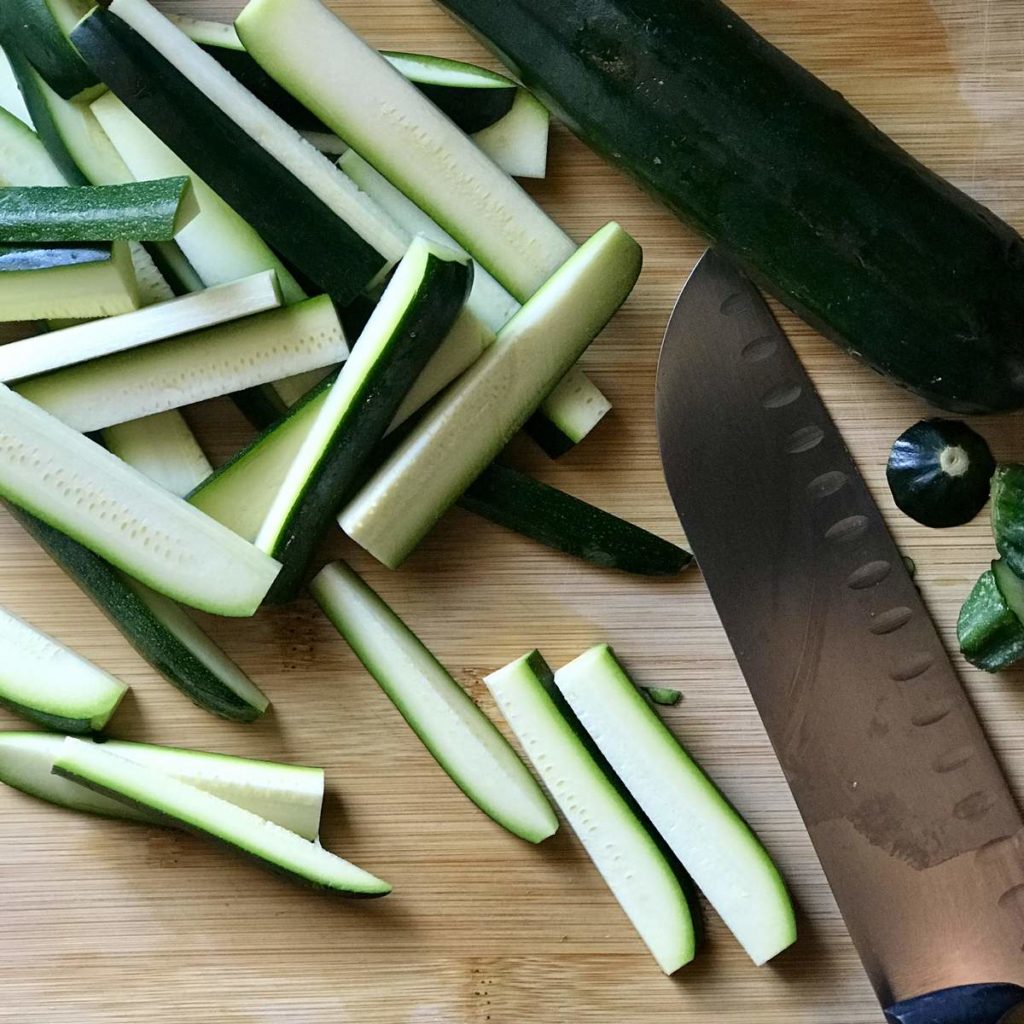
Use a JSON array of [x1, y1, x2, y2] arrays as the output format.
[[103, 411, 213, 498], [312, 562, 557, 843], [0, 239, 141, 320], [236, 0, 574, 302], [0, 46, 35, 128], [0, 606, 127, 732], [0, 732, 324, 838], [17, 295, 348, 432], [340, 222, 642, 567], [484, 651, 696, 974], [53, 738, 390, 895], [0, 95, 67, 185], [0, 385, 281, 616], [472, 89, 550, 180], [555, 645, 797, 966], [0, 271, 281, 382]]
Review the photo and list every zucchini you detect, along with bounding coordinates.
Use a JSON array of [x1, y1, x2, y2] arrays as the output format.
[[437, 0, 1024, 413], [991, 466, 1024, 578], [90, 92, 306, 304], [0, 240, 140, 320], [958, 565, 1024, 673], [0, 271, 280, 382], [258, 239, 472, 601], [235, 0, 574, 302], [0, 385, 281, 616], [73, 0, 406, 305], [103, 412, 212, 498], [52, 738, 391, 896], [554, 644, 796, 966], [484, 650, 696, 974], [887, 419, 995, 529], [341, 222, 642, 568], [0, 178, 198, 242], [0, 0, 100, 101], [643, 687, 682, 707], [17, 295, 348, 432], [339, 150, 610, 454], [312, 561, 558, 842], [0, 103, 67, 184], [0, 732, 324, 839], [469, 88, 549, 180], [11, 508, 270, 721], [0, 45, 34, 127], [0, 606, 127, 733], [459, 462, 691, 575]]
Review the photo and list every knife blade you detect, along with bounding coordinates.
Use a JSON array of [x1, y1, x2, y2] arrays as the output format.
[[655, 249, 1024, 1021]]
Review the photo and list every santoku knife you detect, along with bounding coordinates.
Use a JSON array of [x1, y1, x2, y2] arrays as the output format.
[[656, 249, 1024, 1024]]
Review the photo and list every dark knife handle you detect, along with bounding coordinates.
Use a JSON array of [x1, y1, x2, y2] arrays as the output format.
[[885, 984, 1024, 1024]]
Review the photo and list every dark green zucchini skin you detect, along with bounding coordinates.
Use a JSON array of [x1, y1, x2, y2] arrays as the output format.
[[203, 46, 516, 137], [887, 419, 995, 529], [458, 462, 692, 575], [9, 506, 265, 723], [265, 254, 471, 603], [71, 9, 385, 306], [958, 567, 1024, 673], [438, 0, 1024, 412]]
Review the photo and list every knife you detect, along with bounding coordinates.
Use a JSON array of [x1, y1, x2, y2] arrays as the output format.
[[655, 249, 1024, 1024]]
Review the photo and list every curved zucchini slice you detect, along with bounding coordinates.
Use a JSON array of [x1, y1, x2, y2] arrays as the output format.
[[0, 732, 323, 839], [0, 104, 67, 185], [555, 645, 796, 966], [73, 0, 404, 305], [0, 0, 99, 101], [341, 223, 642, 568], [0, 240, 140, 320], [190, 308, 493, 542], [992, 466, 1024, 579], [0, 386, 281, 616], [0, 178, 197, 242], [0, 606, 127, 733], [53, 738, 390, 896], [235, 0, 573, 302], [959, 565, 1024, 673], [257, 239, 472, 602], [11, 508, 270, 721], [312, 562, 557, 842], [17, 295, 346, 432], [887, 419, 995, 529], [459, 462, 692, 575], [485, 651, 696, 973], [0, 271, 280, 382]]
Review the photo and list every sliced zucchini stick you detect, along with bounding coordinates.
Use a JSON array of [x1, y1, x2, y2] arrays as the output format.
[[17, 295, 348, 432], [555, 645, 797, 966], [0, 103, 66, 185], [53, 738, 391, 896], [236, 0, 573, 303], [470, 89, 549, 180], [0, 386, 281, 616], [0, 606, 127, 733], [959, 565, 1024, 673], [0, 0, 100, 101], [73, 0, 406, 304], [459, 462, 692, 576], [0, 732, 324, 838], [0, 178, 198, 243], [0, 46, 35, 128], [103, 412, 212, 499], [257, 239, 471, 602], [10, 508, 270, 721], [341, 223, 642, 567], [484, 651, 696, 974], [312, 562, 557, 842], [190, 307, 494, 543], [339, 151, 609, 455], [0, 240, 140, 320], [0, 271, 280, 382]]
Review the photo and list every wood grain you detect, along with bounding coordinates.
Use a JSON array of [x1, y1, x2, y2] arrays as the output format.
[[0, 1, 1022, 1021]]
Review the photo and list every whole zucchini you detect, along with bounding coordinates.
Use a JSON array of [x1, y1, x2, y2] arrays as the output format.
[[437, 0, 1024, 412]]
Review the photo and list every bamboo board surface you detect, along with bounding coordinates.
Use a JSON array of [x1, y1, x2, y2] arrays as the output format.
[[1, 1, 1023, 1021]]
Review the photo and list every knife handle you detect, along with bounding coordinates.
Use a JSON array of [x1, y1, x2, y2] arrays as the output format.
[[884, 983, 1024, 1024]]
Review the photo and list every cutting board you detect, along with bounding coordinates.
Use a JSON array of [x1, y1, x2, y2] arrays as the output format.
[[1, 1, 1022, 1021]]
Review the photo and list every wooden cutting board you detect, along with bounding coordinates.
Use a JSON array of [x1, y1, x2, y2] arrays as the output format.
[[1, 1, 1022, 1020]]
